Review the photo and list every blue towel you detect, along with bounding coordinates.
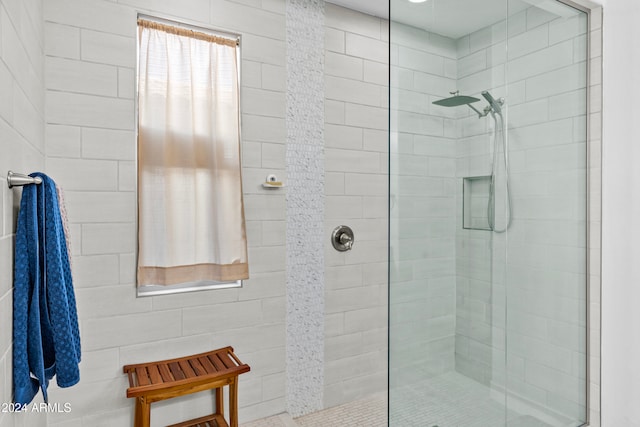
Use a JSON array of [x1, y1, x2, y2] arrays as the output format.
[[13, 173, 81, 405]]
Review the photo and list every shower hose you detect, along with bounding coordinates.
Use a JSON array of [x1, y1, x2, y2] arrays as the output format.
[[487, 111, 512, 233]]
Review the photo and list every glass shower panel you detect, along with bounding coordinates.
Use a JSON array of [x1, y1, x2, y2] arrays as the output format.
[[504, 1, 589, 425], [389, 0, 589, 426], [389, 1, 508, 425]]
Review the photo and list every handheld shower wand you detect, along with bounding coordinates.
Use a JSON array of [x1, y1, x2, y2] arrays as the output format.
[[482, 91, 511, 233], [481, 91, 504, 115]]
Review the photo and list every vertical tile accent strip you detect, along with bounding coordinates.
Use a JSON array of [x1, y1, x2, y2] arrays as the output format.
[[285, 0, 326, 418]]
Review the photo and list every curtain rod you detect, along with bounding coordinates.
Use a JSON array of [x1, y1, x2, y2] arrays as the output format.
[[137, 18, 239, 46]]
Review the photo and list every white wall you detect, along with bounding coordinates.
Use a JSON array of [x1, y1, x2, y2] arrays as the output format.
[[0, 0, 45, 426], [600, 0, 640, 426]]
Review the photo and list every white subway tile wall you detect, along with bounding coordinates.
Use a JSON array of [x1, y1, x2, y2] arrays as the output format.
[[0, 0, 398, 425], [323, 3, 389, 411], [0, 0, 46, 426], [40, 0, 289, 425]]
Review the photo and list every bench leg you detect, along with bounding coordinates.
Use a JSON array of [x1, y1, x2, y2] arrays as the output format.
[[215, 387, 224, 418], [134, 396, 151, 427], [229, 379, 238, 427]]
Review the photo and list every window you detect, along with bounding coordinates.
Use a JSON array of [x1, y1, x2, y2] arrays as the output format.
[[136, 16, 248, 296]]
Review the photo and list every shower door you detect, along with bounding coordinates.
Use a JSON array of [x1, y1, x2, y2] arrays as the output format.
[[389, 1, 590, 426]]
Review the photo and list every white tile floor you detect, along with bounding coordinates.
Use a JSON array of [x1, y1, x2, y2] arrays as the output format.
[[242, 372, 568, 427], [296, 393, 386, 427], [241, 413, 299, 427], [240, 393, 386, 427]]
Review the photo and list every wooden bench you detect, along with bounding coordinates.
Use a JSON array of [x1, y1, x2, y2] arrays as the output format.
[[123, 347, 250, 427]]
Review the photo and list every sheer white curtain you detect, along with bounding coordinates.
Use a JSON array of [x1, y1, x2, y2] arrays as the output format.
[[137, 19, 248, 286]]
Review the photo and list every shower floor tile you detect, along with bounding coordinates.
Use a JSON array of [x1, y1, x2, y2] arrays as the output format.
[[242, 413, 299, 427], [295, 392, 386, 427], [240, 393, 386, 427], [391, 371, 559, 427], [242, 372, 563, 427]]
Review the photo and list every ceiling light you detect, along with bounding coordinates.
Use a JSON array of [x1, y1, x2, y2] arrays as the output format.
[[408, 0, 428, 3]]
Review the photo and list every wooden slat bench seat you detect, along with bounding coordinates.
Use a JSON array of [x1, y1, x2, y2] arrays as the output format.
[[123, 347, 250, 427]]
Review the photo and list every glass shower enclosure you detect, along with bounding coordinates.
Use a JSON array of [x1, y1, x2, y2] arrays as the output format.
[[389, 0, 590, 425]]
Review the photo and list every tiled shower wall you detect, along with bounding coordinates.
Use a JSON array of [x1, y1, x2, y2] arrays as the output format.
[[323, 4, 389, 409], [0, 0, 46, 425]]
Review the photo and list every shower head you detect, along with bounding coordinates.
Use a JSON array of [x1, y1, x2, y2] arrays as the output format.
[[481, 91, 504, 115], [432, 93, 480, 108], [433, 91, 485, 117]]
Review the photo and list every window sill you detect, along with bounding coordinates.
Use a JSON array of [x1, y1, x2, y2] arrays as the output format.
[[137, 280, 242, 297]]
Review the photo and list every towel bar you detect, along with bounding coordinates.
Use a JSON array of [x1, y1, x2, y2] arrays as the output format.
[[7, 171, 42, 188]]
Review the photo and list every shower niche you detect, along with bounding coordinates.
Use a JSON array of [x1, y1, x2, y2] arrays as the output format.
[[389, 0, 593, 426], [462, 176, 492, 231]]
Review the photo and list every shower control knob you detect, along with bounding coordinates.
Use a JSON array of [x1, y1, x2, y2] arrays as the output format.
[[331, 225, 354, 252], [339, 233, 353, 250]]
